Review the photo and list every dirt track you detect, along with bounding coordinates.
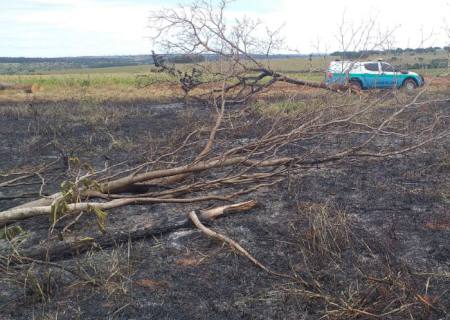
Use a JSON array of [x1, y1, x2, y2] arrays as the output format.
[[0, 99, 449, 319]]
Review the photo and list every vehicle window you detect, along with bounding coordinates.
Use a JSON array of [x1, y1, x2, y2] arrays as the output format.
[[364, 63, 379, 72], [381, 63, 395, 72]]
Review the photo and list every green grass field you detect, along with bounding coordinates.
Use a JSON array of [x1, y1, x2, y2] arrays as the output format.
[[0, 53, 447, 103], [0, 67, 176, 88]]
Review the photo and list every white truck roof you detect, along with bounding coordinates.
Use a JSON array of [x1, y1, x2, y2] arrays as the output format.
[[328, 61, 363, 73], [328, 60, 385, 72]]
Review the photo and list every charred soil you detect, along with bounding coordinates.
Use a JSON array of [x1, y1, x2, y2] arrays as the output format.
[[0, 98, 449, 319]]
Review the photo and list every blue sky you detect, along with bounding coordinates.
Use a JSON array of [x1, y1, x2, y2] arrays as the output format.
[[1, 0, 449, 57]]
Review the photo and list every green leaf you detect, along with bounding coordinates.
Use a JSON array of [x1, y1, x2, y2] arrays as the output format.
[[88, 205, 108, 233], [0, 225, 24, 240]]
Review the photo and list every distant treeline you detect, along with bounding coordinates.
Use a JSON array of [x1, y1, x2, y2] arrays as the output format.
[[0, 53, 307, 65], [0, 55, 157, 74], [331, 47, 450, 59], [389, 57, 448, 70], [0, 55, 153, 67]]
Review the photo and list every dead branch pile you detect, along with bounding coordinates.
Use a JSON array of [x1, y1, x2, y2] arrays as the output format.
[[1, 86, 448, 262]]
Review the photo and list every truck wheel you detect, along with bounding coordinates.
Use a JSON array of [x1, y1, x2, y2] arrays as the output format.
[[349, 80, 362, 91], [403, 79, 417, 92]]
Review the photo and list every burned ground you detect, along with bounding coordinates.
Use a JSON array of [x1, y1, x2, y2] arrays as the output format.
[[0, 97, 449, 319]]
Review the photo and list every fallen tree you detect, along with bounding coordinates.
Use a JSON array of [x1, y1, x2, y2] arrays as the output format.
[[5, 201, 257, 264], [1, 85, 448, 226], [146, 0, 367, 103]]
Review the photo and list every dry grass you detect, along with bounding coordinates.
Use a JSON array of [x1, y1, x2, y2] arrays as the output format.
[[283, 202, 449, 319], [0, 244, 136, 312], [0, 83, 184, 104]]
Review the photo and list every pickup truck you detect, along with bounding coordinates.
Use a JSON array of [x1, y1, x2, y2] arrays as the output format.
[[325, 60, 425, 91]]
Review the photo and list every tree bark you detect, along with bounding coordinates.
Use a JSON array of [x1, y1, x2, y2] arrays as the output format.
[[7, 201, 256, 264]]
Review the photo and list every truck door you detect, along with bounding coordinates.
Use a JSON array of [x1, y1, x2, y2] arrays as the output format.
[[362, 63, 381, 89], [380, 62, 398, 88]]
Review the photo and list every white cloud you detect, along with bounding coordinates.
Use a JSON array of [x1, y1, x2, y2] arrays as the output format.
[[1, 0, 159, 56], [275, 0, 449, 52], [24, 0, 86, 4], [1, 0, 449, 57]]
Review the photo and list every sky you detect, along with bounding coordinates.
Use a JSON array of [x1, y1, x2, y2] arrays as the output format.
[[0, 0, 449, 57]]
